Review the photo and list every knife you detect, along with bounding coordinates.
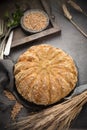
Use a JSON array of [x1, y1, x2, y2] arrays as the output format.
[[3, 31, 13, 57]]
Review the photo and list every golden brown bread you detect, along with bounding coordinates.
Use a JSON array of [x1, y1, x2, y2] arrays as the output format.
[[14, 44, 78, 105]]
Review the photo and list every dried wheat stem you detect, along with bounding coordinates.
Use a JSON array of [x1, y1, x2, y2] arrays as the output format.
[[68, 0, 87, 17], [9, 91, 87, 130], [70, 20, 87, 37], [62, 3, 87, 38], [68, 0, 83, 13], [62, 3, 72, 20]]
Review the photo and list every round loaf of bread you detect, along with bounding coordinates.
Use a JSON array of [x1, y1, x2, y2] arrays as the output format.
[[14, 44, 78, 105]]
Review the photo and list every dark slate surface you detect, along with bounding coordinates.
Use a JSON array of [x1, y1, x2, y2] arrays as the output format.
[[0, 0, 87, 129]]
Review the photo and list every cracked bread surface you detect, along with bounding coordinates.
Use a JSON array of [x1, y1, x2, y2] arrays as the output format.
[[14, 44, 78, 105]]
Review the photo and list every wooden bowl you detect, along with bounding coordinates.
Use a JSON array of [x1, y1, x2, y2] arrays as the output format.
[[21, 9, 49, 34]]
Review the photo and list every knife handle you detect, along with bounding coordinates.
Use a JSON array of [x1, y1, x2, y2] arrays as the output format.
[[4, 31, 13, 56]]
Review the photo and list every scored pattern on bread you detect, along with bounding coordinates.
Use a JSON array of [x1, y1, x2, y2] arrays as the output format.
[[14, 44, 78, 105]]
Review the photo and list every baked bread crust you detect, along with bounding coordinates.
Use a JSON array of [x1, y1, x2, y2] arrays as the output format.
[[14, 44, 78, 105]]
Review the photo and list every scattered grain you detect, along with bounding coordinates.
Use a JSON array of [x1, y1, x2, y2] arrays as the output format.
[[4, 90, 23, 120], [11, 101, 23, 120], [4, 90, 15, 100]]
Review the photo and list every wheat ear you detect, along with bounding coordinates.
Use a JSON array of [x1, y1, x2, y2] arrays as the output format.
[[62, 3, 87, 38], [8, 91, 87, 130], [68, 0, 87, 17]]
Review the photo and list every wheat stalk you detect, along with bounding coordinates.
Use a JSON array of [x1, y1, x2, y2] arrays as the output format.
[[68, 0, 87, 17], [62, 3, 87, 38], [8, 91, 87, 130]]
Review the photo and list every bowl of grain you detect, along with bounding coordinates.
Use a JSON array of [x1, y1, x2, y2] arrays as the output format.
[[21, 9, 49, 33]]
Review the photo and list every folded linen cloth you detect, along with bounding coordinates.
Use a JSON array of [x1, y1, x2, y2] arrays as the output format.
[[0, 59, 43, 110], [0, 59, 87, 110], [0, 59, 14, 91], [0, 59, 14, 111]]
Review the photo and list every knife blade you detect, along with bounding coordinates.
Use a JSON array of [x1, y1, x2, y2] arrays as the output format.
[[3, 30, 13, 56]]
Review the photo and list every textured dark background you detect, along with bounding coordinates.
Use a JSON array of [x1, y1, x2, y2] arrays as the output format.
[[0, 0, 87, 129]]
